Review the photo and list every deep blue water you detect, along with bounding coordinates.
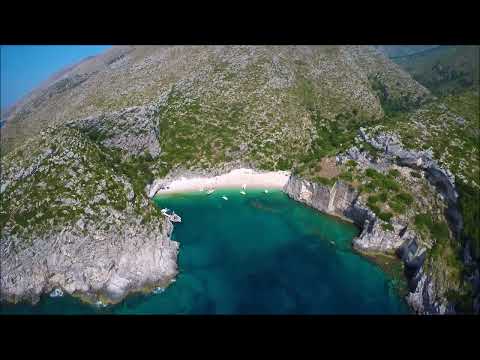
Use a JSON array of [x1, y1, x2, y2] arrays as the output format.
[[1, 189, 409, 314]]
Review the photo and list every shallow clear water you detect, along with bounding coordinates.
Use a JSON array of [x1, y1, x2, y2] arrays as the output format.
[[1, 189, 409, 314]]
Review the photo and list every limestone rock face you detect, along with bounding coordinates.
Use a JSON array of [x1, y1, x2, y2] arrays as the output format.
[[283, 174, 451, 314], [147, 179, 165, 198], [358, 128, 463, 239], [0, 218, 178, 305], [283, 175, 331, 214], [353, 219, 406, 253], [406, 267, 455, 314], [68, 105, 162, 158], [0, 125, 178, 305], [359, 129, 457, 203], [284, 176, 411, 253]]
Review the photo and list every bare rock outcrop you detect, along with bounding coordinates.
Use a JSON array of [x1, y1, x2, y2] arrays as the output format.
[[68, 105, 162, 158], [283, 176, 413, 253], [358, 128, 463, 237], [0, 125, 178, 306], [1, 217, 178, 305], [283, 174, 451, 314]]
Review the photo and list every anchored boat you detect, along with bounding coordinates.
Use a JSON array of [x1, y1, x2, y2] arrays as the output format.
[[241, 183, 247, 195], [161, 208, 182, 223]]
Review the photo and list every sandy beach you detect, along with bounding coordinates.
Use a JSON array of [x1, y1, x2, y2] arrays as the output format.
[[152, 168, 291, 196]]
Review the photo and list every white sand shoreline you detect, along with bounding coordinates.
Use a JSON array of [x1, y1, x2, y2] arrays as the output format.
[[151, 168, 291, 196]]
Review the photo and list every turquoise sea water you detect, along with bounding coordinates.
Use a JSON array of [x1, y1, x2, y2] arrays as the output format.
[[1, 189, 409, 314]]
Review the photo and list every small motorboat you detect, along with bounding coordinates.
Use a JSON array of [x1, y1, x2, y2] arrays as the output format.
[[264, 189, 269, 193], [240, 190, 246, 195], [222, 196, 228, 200], [206, 189, 215, 195]]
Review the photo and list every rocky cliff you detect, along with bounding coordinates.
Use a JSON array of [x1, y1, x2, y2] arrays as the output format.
[[0, 125, 179, 305], [1, 216, 178, 305], [355, 127, 477, 313], [358, 128, 463, 238], [284, 176, 412, 253], [282, 125, 469, 314], [283, 174, 451, 314]]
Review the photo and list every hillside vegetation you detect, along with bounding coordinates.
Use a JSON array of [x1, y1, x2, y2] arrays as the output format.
[[394, 45, 479, 96], [1, 45, 478, 312]]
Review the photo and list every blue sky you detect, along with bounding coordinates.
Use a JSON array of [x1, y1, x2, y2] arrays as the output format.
[[1, 45, 112, 110]]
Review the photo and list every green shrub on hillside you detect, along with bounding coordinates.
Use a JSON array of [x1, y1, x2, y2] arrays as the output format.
[[378, 192, 388, 202], [378, 211, 393, 222], [365, 168, 380, 178], [414, 213, 450, 243], [364, 168, 401, 193], [388, 169, 401, 178], [346, 160, 358, 168], [394, 192, 414, 205], [457, 181, 480, 260], [382, 223, 394, 231], [339, 171, 353, 182], [369, 75, 422, 115]]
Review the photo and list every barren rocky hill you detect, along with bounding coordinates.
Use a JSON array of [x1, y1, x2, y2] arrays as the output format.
[[1, 45, 430, 154]]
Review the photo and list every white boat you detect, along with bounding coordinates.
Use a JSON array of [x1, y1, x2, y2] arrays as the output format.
[[222, 196, 228, 200], [95, 300, 107, 308], [206, 189, 215, 195], [264, 189, 269, 193], [161, 208, 182, 222], [152, 287, 165, 294], [170, 212, 182, 223], [49, 288, 64, 298], [240, 191, 246, 195]]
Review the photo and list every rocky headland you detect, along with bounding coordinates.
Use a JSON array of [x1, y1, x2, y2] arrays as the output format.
[[283, 129, 469, 314], [1, 216, 178, 305], [0, 124, 179, 306]]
